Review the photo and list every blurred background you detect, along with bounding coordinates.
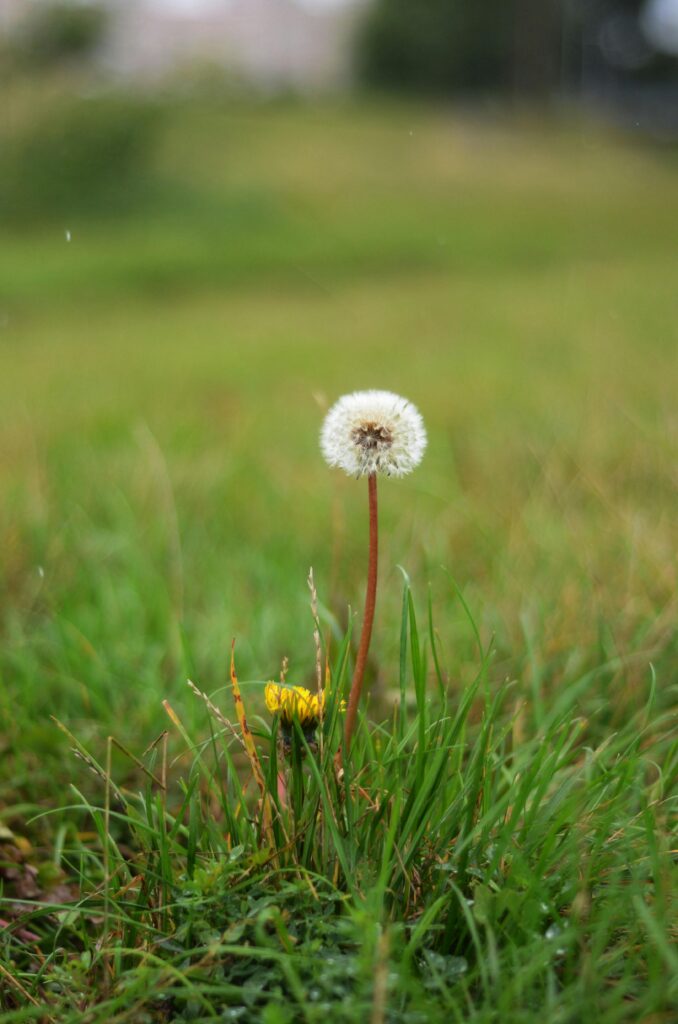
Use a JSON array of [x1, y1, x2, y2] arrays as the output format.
[[1, 1, 677, 794]]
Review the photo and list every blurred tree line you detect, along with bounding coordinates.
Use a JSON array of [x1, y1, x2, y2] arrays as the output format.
[[357, 0, 678, 96], [6, 1, 108, 71], [0, 4, 159, 225], [4, 0, 675, 100]]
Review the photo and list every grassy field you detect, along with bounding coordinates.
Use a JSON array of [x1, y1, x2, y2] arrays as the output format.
[[0, 93, 677, 1021]]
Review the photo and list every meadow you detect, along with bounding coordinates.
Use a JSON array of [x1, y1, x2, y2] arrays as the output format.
[[0, 93, 677, 1021]]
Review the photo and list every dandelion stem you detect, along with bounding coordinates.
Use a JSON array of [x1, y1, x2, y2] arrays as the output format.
[[345, 472, 378, 753]]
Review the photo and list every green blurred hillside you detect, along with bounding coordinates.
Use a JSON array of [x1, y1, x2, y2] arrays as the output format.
[[1, 95, 677, 799]]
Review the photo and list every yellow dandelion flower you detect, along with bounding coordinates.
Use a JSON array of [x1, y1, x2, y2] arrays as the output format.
[[265, 683, 346, 727], [264, 683, 322, 726]]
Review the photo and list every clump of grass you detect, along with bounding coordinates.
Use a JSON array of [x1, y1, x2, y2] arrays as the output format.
[[1, 577, 675, 1022]]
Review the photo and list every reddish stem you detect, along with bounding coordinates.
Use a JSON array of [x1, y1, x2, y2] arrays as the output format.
[[344, 473, 378, 754]]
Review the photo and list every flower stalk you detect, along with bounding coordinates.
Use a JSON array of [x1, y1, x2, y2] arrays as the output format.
[[344, 472, 378, 753], [321, 389, 426, 762]]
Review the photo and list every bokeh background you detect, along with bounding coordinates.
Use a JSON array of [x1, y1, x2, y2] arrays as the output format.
[[1, 0, 677, 798]]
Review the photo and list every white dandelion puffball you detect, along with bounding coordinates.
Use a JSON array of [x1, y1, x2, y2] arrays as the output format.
[[320, 390, 427, 478]]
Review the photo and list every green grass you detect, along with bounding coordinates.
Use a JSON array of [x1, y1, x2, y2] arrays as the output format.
[[0, 91, 677, 1020]]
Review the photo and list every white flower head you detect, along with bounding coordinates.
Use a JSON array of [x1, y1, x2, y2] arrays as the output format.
[[320, 390, 427, 478]]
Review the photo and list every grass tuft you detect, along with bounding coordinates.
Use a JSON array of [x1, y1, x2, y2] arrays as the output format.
[[2, 581, 675, 1021]]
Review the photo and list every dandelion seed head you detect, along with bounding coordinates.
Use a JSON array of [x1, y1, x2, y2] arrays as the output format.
[[320, 389, 427, 478]]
